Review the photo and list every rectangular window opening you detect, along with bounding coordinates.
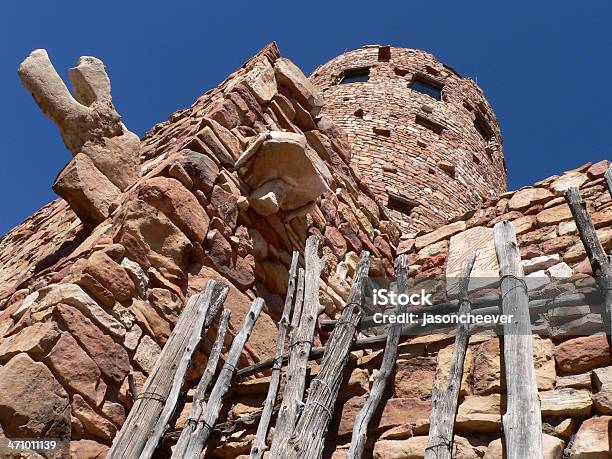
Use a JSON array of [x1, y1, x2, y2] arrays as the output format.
[[474, 114, 493, 142], [387, 192, 421, 215], [410, 73, 443, 100], [338, 67, 370, 84]]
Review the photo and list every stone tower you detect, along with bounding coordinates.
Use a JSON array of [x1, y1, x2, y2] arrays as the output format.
[[311, 45, 507, 233]]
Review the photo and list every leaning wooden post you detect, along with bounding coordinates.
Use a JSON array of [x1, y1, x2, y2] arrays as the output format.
[[605, 165, 612, 197], [284, 251, 370, 459], [250, 251, 300, 459], [269, 236, 325, 458], [183, 298, 265, 458], [493, 221, 543, 459], [108, 280, 229, 459], [348, 254, 408, 458], [425, 251, 477, 459], [172, 309, 231, 458], [565, 186, 612, 337]]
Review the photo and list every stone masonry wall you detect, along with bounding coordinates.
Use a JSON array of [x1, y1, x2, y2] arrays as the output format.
[[311, 46, 507, 233], [0, 43, 401, 457]]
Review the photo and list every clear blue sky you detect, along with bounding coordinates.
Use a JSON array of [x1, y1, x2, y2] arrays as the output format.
[[1, 1, 610, 236]]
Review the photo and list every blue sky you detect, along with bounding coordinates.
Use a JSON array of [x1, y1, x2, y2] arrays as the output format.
[[1, 1, 610, 236]]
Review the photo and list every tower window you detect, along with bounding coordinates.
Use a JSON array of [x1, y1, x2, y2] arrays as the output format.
[[387, 192, 421, 215], [410, 73, 444, 100], [338, 67, 370, 84], [474, 114, 493, 142]]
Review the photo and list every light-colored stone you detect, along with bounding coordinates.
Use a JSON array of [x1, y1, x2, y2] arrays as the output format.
[[551, 171, 588, 192], [416, 220, 466, 250], [484, 434, 563, 459], [0, 321, 60, 363], [69, 439, 109, 459], [536, 204, 573, 226], [33, 283, 126, 338], [120, 257, 149, 297], [134, 334, 161, 374], [558, 220, 577, 235], [522, 254, 560, 274], [72, 393, 116, 442], [274, 57, 324, 115], [540, 388, 592, 417], [242, 60, 277, 104], [508, 187, 554, 210], [434, 345, 473, 396], [556, 372, 592, 390], [546, 262, 573, 278]]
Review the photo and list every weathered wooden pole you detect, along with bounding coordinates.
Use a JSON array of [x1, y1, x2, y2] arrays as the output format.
[[348, 254, 408, 459], [249, 251, 300, 459], [425, 251, 477, 459], [172, 309, 231, 458], [108, 280, 229, 459], [269, 236, 325, 458], [284, 252, 371, 459], [565, 186, 612, 338], [605, 165, 612, 197], [183, 298, 265, 458], [493, 221, 543, 459]]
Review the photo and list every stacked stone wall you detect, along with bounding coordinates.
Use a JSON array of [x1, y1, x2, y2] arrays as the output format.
[[311, 46, 507, 233]]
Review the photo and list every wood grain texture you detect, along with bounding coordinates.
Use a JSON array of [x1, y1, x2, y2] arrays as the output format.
[[184, 297, 265, 458], [172, 309, 231, 458], [493, 221, 543, 459], [108, 280, 229, 459], [425, 251, 476, 459], [284, 251, 370, 459], [348, 254, 408, 459]]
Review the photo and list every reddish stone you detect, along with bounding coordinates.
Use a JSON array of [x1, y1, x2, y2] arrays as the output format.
[[210, 185, 239, 229], [541, 236, 575, 254], [137, 176, 210, 243], [520, 244, 542, 260], [324, 226, 347, 259], [592, 207, 612, 229], [55, 304, 130, 384], [587, 160, 611, 179], [84, 251, 135, 302], [374, 235, 394, 260], [320, 198, 338, 226], [338, 222, 362, 253], [396, 238, 416, 255], [555, 333, 612, 374], [203, 229, 255, 291], [69, 439, 109, 459]]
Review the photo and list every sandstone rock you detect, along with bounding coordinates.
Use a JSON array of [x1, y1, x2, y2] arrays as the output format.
[[241, 60, 277, 104], [249, 179, 283, 216], [201, 118, 241, 159], [198, 125, 235, 167], [484, 434, 563, 459], [394, 357, 436, 399], [508, 187, 554, 210], [274, 58, 323, 115], [174, 149, 219, 193], [533, 337, 556, 390], [147, 288, 182, 324], [72, 393, 116, 442], [522, 254, 560, 274], [519, 226, 557, 245], [558, 220, 577, 235], [102, 400, 126, 427], [556, 372, 592, 390], [592, 206, 612, 229], [69, 439, 109, 459], [540, 388, 592, 417], [114, 199, 192, 284], [134, 334, 161, 374], [131, 299, 171, 345], [73, 273, 115, 307], [85, 250, 135, 301], [55, 304, 130, 384], [0, 321, 60, 363], [446, 226, 498, 295], [416, 220, 466, 250], [44, 332, 107, 407], [551, 171, 588, 192], [120, 257, 149, 298], [569, 415, 612, 458], [210, 184, 239, 229], [123, 323, 142, 351], [374, 436, 479, 459], [325, 226, 348, 259], [138, 176, 209, 243], [455, 394, 502, 433], [555, 333, 612, 373], [240, 131, 332, 212], [204, 229, 255, 290], [261, 260, 289, 295], [536, 204, 573, 226], [473, 338, 501, 394], [512, 214, 536, 234], [434, 345, 473, 396], [587, 160, 611, 178], [0, 353, 70, 437], [33, 283, 126, 338], [546, 262, 573, 278], [53, 153, 120, 226], [553, 418, 576, 439]]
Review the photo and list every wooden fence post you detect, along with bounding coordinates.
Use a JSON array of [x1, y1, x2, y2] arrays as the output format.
[[250, 251, 300, 459], [181, 298, 265, 458], [108, 280, 229, 459], [172, 309, 231, 458], [348, 254, 409, 459], [565, 186, 612, 337], [284, 252, 371, 459], [493, 221, 543, 459], [425, 251, 477, 459], [269, 236, 325, 458]]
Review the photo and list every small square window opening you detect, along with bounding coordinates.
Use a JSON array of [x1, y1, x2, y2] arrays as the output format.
[[338, 67, 370, 84], [410, 74, 443, 100]]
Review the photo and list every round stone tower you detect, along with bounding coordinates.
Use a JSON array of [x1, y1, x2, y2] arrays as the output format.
[[311, 45, 507, 233]]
